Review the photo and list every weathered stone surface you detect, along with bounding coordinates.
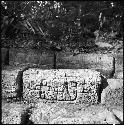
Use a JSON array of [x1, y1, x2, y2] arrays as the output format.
[[51, 108, 117, 124], [2, 99, 122, 124], [2, 103, 25, 124], [107, 79, 123, 89], [1, 48, 8, 62], [112, 109, 123, 122], [2, 47, 115, 79], [30, 101, 68, 124], [15, 53, 27, 64], [115, 72, 123, 79], [2, 69, 21, 98], [51, 117, 83, 124], [1, 48, 9, 65], [105, 110, 120, 124], [96, 109, 120, 124], [23, 69, 101, 104], [51, 116, 108, 124], [30, 103, 50, 124], [104, 87, 123, 107], [57, 53, 114, 78], [3, 68, 117, 105], [8, 48, 53, 66], [101, 86, 111, 104], [97, 109, 107, 121], [114, 53, 123, 78]]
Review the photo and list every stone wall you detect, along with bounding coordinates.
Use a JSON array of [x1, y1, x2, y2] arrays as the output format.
[[1, 48, 9, 65], [2, 69, 21, 98], [1, 48, 53, 67], [24, 69, 101, 104], [2, 69, 101, 104], [1, 48, 114, 78], [57, 53, 114, 78], [114, 53, 123, 79], [9, 48, 53, 66]]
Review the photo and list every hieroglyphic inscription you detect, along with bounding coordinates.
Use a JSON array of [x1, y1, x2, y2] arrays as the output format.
[[39, 79, 77, 101], [23, 69, 101, 103]]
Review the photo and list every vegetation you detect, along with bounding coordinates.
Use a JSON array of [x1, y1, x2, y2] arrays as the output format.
[[1, 1, 123, 52]]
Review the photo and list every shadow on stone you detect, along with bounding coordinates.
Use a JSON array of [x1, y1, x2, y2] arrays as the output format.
[[97, 75, 109, 103], [21, 109, 34, 124], [114, 113, 122, 124]]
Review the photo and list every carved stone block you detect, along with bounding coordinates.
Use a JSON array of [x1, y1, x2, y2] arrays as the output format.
[[23, 69, 101, 104]]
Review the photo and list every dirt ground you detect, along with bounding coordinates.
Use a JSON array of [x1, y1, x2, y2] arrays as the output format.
[[2, 87, 123, 124]]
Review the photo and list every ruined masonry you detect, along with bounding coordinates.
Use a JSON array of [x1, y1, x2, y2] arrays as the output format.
[[23, 69, 101, 104], [2, 69, 101, 104], [2, 69, 21, 98]]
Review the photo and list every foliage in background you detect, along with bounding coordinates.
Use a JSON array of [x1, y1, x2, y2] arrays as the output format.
[[1, 1, 123, 52]]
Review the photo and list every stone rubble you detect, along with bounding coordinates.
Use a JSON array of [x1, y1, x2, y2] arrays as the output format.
[[107, 79, 123, 89], [2, 94, 123, 124]]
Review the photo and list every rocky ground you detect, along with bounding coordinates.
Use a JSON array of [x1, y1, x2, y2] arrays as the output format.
[[2, 87, 123, 124]]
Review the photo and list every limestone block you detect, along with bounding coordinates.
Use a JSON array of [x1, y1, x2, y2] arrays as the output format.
[[26, 51, 40, 64], [107, 79, 123, 89], [23, 69, 101, 104], [57, 54, 114, 78], [115, 72, 123, 79], [97, 109, 107, 121], [105, 110, 120, 124], [101, 86, 111, 104], [15, 53, 27, 64], [2, 68, 102, 104], [112, 109, 123, 122], [96, 108, 120, 124], [114, 53, 123, 78], [30, 101, 52, 124], [2, 103, 25, 124], [9, 48, 42, 65], [2, 69, 21, 98], [1, 48, 9, 64]]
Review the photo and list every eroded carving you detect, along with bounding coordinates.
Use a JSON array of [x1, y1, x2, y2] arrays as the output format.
[[23, 69, 101, 104]]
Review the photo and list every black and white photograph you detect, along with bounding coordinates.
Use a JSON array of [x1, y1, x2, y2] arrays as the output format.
[[1, 1, 123, 124]]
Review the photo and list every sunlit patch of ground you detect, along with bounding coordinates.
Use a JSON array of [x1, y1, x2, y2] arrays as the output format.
[[2, 86, 123, 124]]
